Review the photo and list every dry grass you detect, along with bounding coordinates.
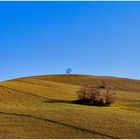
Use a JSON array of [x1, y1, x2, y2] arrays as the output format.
[[0, 74, 139, 138]]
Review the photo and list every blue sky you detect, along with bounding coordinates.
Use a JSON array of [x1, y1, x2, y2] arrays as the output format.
[[0, 1, 140, 81]]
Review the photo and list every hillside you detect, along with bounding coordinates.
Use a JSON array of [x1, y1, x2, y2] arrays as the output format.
[[0, 74, 139, 138]]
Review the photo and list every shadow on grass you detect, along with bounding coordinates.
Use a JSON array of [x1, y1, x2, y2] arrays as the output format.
[[46, 99, 74, 104], [46, 99, 110, 107]]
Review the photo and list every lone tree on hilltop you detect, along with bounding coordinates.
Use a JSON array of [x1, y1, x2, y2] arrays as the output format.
[[65, 68, 72, 74]]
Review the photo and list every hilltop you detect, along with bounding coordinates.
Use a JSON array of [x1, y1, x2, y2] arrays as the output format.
[[0, 74, 139, 138]]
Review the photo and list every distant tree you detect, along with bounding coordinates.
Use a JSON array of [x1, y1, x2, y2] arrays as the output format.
[[65, 68, 72, 74]]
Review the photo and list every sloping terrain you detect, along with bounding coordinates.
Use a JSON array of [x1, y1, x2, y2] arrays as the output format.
[[0, 74, 139, 138]]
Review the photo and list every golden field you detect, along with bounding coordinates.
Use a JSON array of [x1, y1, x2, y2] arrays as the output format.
[[0, 74, 139, 138]]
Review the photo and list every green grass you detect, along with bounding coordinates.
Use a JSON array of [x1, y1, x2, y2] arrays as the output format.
[[0, 74, 139, 138]]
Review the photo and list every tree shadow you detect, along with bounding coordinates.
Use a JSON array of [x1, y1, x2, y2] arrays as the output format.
[[46, 99, 73, 104], [46, 99, 109, 107]]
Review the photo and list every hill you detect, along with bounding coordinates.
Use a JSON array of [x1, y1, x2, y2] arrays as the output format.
[[0, 74, 139, 138]]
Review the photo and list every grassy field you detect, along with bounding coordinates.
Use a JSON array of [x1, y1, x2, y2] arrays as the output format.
[[0, 74, 139, 138]]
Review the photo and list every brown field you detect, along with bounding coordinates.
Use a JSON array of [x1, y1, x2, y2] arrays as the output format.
[[0, 74, 139, 138]]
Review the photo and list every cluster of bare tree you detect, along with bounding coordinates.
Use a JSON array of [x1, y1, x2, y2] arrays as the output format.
[[76, 83, 116, 106]]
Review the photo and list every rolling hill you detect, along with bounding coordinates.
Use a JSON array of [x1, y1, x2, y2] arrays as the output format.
[[0, 74, 139, 138]]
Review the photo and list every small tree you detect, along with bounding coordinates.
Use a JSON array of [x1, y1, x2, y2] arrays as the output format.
[[76, 83, 116, 106], [65, 68, 72, 74]]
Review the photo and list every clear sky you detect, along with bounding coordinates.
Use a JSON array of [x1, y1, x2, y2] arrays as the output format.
[[0, 1, 140, 81]]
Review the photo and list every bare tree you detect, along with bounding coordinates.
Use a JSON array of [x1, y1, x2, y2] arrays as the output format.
[[76, 83, 116, 106]]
